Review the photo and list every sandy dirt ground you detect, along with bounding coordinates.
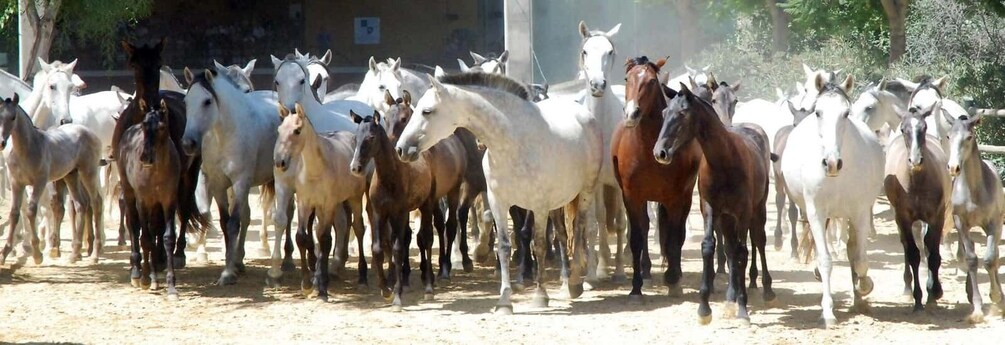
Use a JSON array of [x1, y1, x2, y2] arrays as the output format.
[[2, 183, 1005, 344]]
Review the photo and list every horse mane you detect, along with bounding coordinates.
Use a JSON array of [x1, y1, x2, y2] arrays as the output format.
[[437, 72, 531, 101], [188, 70, 221, 100], [2, 97, 37, 129], [910, 76, 943, 98], [624, 56, 660, 74], [818, 81, 850, 100]]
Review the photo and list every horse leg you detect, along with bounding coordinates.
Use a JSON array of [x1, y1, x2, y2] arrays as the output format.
[[330, 202, 350, 277], [609, 188, 627, 283], [896, 217, 923, 311], [23, 182, 48, 266], [455, 187, 475, 273], [0, 184, 26, 266], [211, 185, 237, 285], [442, 189, 461, 279], [259, 188, 272, 258], [46, 181, 67, 259], [923, 218, 945, 308], [662, 203, 687, 297], [849, 211, 874, 314], [163, 204, 179, 300], [433, 199, 449, 281], [79, 167, 104, 264], [773, 178, 786, 251], [294, 205, 314, 296], [235, 189, 252, 274], [625, 198, 650, 301], [62, 176, 90, 265], [282, 196, 296, 272], [697, 201, 718, 325], [955, 216, 984, 322], [983, 220, 1004, 314], [715, 230, 727, 276], [485, 191, 514, 314], [137, 205, 154, 289], [369, 209, 390, 300], [474, 194, 494, 264], [729, 216, 751, 324], [788, 204, 800, 259], [349, 198, 368, 287], [513, 209, 533, 290], [550, 209, 570, 290], [266, 186, 291, 286], [593, 190, 609, 282], [391, 213, 410, 311], [531, 206, 550, 308], [567, 192, 593, 300], [807, 207, 837, 328], [314, 211, 334, 302], [419, 201, 437, 298], [752, 202, 775, 304], [116, 183, 127, 248]]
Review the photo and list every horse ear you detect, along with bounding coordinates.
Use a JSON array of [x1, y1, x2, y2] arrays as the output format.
[[243, 59, 257, 76], [802, 63, 814, 78], [896, 78, 919, 91], [470, 52, 486, 64], [702, 64, 712, 72], [606, 23, 622, 38], [706, 73, 718, 91], [270, 55, 283, 70], [295, 103, 306, 121], [498, 50, 509, 63], [349, 110, 364, 124], [678, 82, 690, 95], [320, 49, 332, 65], [877, 78, 888, 91], [434, 65, 447, 78], [579, 21, 590, 39], [814, 73, 826, 93], [37, 57, 52, 72], [183, 67, 195, 86], [658, 71, 670, 85], [294, 48, 304, 59], [12, 93, 19, 105], [155, 37, 166, 53], [139, 99, 148, 113], [457, 59, 470, 72], [203, 69, 215, 84], [384, 90, 396, 106], [213, 60, 227, 73], [731, 80, 742, 93], [656, 56, 668, 69], [389, 57, 402, 71], [840, 74, 854, 93], [278, 103, 290, 119], [121, 41, 135, 56], [687, 76, 699, 91], [71, 74, 87, 91], [786, 99, 798, 116], [932, 76, 949, 94], [428, 73, 446, 94], [402, 90, 412, 105], [65, 59, 78, 72], [685, 65, 697, 76], [368, 56, 378, 71], [310, 75, 323, 92]]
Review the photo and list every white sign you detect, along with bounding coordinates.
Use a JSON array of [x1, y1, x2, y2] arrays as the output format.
[[354, 17, 380, 45]]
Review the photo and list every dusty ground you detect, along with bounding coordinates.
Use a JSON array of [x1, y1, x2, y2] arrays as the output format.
[[2, 184, 1005, 344]]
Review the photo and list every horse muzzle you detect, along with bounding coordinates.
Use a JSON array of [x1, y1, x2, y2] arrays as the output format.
[[822, 158, 843, 177], [275, 159, 289, 172], [349, 162, 365, 177], [181, 138, 200, 156], [395, 145, 420, 162], [589, 80, 607, 97], [60, 118, 73, 125], [948, 164, 961, 177], [653, 148, 674, 165], [623, 101, 640, 128], [0, 139, 6, 149]]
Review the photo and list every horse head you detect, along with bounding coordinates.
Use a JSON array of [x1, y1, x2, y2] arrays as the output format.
[[274, 103, 309, 172], [358, 56, 406, 113], [139, 99, 170, 167], [38, 58, 78, 127], [381, 89, 413, 143], [623, 55, 670, 128], [349, 109, 385, 176], [946, 112, 981, 177], [654, 82, 709, 165], [579, 21, 621, 97], [122, 38, 166, 106], [271, 53, 317, 112], [811, 73, 855, 177]]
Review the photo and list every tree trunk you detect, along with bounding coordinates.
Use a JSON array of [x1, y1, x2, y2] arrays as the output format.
[[19, 0, 62, 79], [881, 0, 909, 64], [766, 0, 790, 53], [675, 0, 699, 62]]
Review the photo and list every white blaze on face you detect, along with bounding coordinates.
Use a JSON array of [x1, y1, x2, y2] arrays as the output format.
[[815, 92, 850, 176]]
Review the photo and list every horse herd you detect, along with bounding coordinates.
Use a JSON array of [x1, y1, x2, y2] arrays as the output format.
[[0, 20, 1003, 329]]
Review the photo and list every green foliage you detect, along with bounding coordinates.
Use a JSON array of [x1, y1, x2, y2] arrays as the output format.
[[780, 0, 889, 57]]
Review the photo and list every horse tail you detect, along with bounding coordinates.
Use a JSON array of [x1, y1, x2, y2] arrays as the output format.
[[770, 153, 780, 162], [259, 180, 277, 213], [178, 155, 212, 236]]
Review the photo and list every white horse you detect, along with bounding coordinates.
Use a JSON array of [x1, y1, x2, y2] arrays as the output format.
[[354, 57, 430, 113], [458, 51, 509, 75], [578, 20, 628, 283], [666, 64, 710, 92], [780, 74, 882, 328], [796, 64, 841, 111], [395, 72, 601, 314], [181, 66, 279, 285]]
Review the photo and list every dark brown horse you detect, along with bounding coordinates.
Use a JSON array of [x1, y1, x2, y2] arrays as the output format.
[[112, 39, 208, 277], [349, 106, 465, 311], [118, 100, 183, 297], [883, 106, 950, 312], [613, 56, 700, 300], [654, 83, 771, 325]]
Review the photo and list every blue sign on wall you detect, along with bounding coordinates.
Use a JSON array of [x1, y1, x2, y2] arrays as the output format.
[[355, 17, 380, 45]]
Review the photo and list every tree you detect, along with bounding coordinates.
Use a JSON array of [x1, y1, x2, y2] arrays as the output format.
[[0, 0, 152, 78], [880, 0, 909, 64], [675, 0, 700, 62], [765, 0, 790, 52]]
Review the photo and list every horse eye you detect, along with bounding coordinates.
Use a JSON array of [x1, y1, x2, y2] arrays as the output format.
[[815, 110, 821, 117], [274, 81, 279, 85], [299, 79, 305, 85], [378, 85, 386, 91], [842, 111, 850, 118], [49, 85, 56, 90], [203, 99, 211, 106], [422, 109, 433, 115], [711, 99, 717, 104]]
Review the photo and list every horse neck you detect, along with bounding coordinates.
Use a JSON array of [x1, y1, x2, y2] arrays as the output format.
[[692, 104, 735, 169], [297, 120, 328, 175], [299, 81, 324, 114], [30, 96, 55, 129], [451, 88, 522, 159], [585, 87, 619, 124], [9, 108, 41, 157], [636, 86, 668, 145], [133, 68, 160, 107], [956, 142, 987, 196], [370, 128, 404, 188], [210, 80, 249, 138]]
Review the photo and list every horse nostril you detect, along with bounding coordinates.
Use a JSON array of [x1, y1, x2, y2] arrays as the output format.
[[821, 159, 828, 167], [836, 159, 844, 170], [395, 147, 405, 158]]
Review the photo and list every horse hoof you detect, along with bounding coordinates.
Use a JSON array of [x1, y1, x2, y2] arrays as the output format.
[[856, 276, 874, 296], [32, 252, 44, 265], [822, 317, 837, 329], [493, 305, 513, 315], [764, 297, 780, 308], [462, 259, 474, 273], [281, 260, 296, 272], [967, 312, 986, 324], [737, 317, 752, 328], [531, 295, 549, 308], [140, 277, 152, 290], [167, 293, 179, 302], [391, 304, 404, 312], [583, 281, 596, 292], [216, 273, 238, 286], [196, 253, 209, 265], [87, 256, 99, 265], [568, 283, 584, 299], [235, 263, 247, 274], [628, 294, 644, 305], [173, 256, 187, 269], [723, 302, 738, 319], [513, 283, 526, 292], [424, 293, 435, 301], [813, 268, 822, 282], [773, 238, 783, 251], [317, 295, 329, 303], [257, 248, 271, 258], [265, 276, 282, 288], [611, 273, 628, 284], [851, 301, 872, 315], [131, 278, 142, 288], [65, 254, 80, 264], [698, 314, 712, 325], [47, 248, 60, 259], [150, 280, 160, 291], [667, 284, 683, 298]]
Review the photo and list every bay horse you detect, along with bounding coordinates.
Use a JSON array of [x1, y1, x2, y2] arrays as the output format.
[[119, 99, 183, 297], [883, 104, 951, 312], [0, 95, 104, 267], [379, 90, 467, 281], [275, 103, 367, 301], [654, 82, 771, 325], [944, 106, 1005, 323], [615, 56, 697, 300], [350, 106, 465, 311], [395, 72, 600, 313], [112, 39, 208, 274], [780, 74, 882, 328]]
